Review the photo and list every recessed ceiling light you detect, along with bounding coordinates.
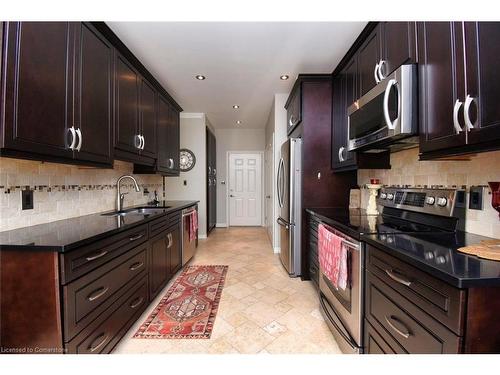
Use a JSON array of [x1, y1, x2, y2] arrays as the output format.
[[232, 105, 240, 109], [195, 75, 206, 80], [280, 74, 289, 80], [236, 120, 242, 125]]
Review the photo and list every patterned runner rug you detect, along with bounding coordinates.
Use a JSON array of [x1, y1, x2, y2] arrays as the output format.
[[134, 265, 228, 339]]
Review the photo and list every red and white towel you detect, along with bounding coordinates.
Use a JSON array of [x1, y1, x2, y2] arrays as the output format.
[[189, 210, 198, 242], [318, 223, 348, 290]]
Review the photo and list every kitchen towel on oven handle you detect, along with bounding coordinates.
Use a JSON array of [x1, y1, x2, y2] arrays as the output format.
[[318, 223, 348, 290], [189, 210, 198, 242]]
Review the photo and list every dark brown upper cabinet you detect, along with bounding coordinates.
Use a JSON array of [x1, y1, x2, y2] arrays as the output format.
[[1, 22, 113, 166], [379, 22, 417, 77], [1, 22, 75, 161], [357, 27, 381, 97], [419, 22, 500, 159], [114, 55, 141, 154], [463, 22, 500, 147], [331, 33, 390, 173], [74, 23, 114, 165], [285, 85, 302, 135], [139, 78, 157, 159], [418, 22, 466, 155], [166, 104, 180, 175]]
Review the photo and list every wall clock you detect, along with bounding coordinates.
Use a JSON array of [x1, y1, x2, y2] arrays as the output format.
[[179, 149, 196, 172]]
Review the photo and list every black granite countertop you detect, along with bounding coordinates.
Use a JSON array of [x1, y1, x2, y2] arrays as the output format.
[[363, 231, 500, 288], [306, 207, 500, 288], [0, 200, 198, 252], [305, 207, 380, 240]]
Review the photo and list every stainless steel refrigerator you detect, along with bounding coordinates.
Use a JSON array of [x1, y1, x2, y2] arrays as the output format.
[[276, 138, 302, 277]]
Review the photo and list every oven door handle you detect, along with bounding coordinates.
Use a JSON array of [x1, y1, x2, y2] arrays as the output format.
[[319, 293, 359, 350], [383, 78, 399, 130]]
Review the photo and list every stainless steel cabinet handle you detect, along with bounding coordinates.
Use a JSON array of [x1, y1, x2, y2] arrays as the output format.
[[88, 333, 109, 353], [85, 250, 108, 262], [129, 296, 144, 309], [213, 168, 216, 174], [208, 166, 211, 174], [168, 158, 174, 169], [383, 78, 398, 130], [87, 286, 109, 301], [134, 134, 141, 149], [374, 62, 381, 84], [464, 94, 476, 131], [167, 233, 172, 248], [140, 135, 145, 150], [67, 126, 77, 150], [385, 269, 412, 287], [75, 128, 82, 152], [378, 60, 387, 81], [129, 233, 144, 241], [384, 315, 411, 339], [453, 99, 464, 134], [129, 261, 144, 271], [338, 146, 345, 162]]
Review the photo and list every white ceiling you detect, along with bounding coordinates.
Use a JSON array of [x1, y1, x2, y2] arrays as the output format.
[[107, 22, 367, 129]]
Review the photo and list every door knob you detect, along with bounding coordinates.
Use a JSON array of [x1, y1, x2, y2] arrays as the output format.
[[229, 194, 235, 197]]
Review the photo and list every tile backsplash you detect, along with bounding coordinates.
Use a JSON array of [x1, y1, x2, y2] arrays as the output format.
[[358, 148, 500, 239], [0, 157, 163, 231]]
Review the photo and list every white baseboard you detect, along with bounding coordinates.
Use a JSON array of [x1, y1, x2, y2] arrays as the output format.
[[216, 223, 227, 228], [198, 234, 207, 239], [273, 247, 280, 254]]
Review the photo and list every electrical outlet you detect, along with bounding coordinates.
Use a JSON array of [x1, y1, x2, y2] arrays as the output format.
[[469, 186, 484, 210], [21, 189, 34, 210]]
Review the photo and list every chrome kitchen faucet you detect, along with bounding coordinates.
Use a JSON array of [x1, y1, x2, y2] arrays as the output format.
[[116, 175, 140, 211]]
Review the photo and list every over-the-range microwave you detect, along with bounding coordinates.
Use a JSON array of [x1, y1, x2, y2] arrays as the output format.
[[347, 64, 418, 152]]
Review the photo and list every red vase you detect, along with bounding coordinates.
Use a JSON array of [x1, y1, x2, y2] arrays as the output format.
[[488, 182, 500, 219]]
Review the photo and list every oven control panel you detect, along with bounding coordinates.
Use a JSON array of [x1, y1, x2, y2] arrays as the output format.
[[377, 187, 458, 217]]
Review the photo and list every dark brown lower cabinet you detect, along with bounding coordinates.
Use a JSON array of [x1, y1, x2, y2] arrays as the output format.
[[365, 245, 500, 354], [0, 206, 191, 354]]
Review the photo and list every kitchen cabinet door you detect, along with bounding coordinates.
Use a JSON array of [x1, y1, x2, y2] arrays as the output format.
[[357, 27, 381, 97], [1, 22, 75, 159], [149, 233, 169, 300], [139, 78, 157, 159], [285, 85, 302, 135], [114, 53, 140, 154], [155, 95, 170, 172], [380, 22, 417, 77], [463, 22, 500, 146], [332, 57, 358, 172], [74, 23, 113, 165], [166, 105, 180, 175], [418, 22, 467, 154], [168, 223, 181, 275]]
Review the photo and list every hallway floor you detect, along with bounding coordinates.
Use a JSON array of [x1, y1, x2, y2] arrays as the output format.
[[114, 227, 341, 354]]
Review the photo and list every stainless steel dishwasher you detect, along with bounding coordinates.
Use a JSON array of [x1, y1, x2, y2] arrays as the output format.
[[181, 206, 198, 265]]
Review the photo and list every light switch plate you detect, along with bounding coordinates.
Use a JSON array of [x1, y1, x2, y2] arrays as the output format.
[[21, 189, 34, 210]]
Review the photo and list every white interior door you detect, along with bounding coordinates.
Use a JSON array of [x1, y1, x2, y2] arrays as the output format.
[[229, 153, 262, 226]]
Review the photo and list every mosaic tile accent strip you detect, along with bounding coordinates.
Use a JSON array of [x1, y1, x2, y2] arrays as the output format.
[[0, 158, 164, 231]]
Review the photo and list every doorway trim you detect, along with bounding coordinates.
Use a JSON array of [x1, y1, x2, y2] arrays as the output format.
[[226, 151, 265, 227]]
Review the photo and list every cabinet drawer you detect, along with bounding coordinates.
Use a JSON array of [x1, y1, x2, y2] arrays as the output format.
[[60, 224, 148, 284], [149, 215, 169, 238], [366, 245, 465, 335], [364, 319, 402, 354], [63, 244, 148, 341], [66, 275, 148, 354], [366, 271, 461, 354]]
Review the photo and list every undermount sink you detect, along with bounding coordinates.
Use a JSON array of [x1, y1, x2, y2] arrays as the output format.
[[101, 206, 171, 217]]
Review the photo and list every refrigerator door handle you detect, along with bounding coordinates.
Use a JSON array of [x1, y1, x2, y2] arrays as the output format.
[[277, 158, 284, 208]]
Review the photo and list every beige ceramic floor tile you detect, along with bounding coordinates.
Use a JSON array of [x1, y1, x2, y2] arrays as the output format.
[[113, 227, 342, 354]]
